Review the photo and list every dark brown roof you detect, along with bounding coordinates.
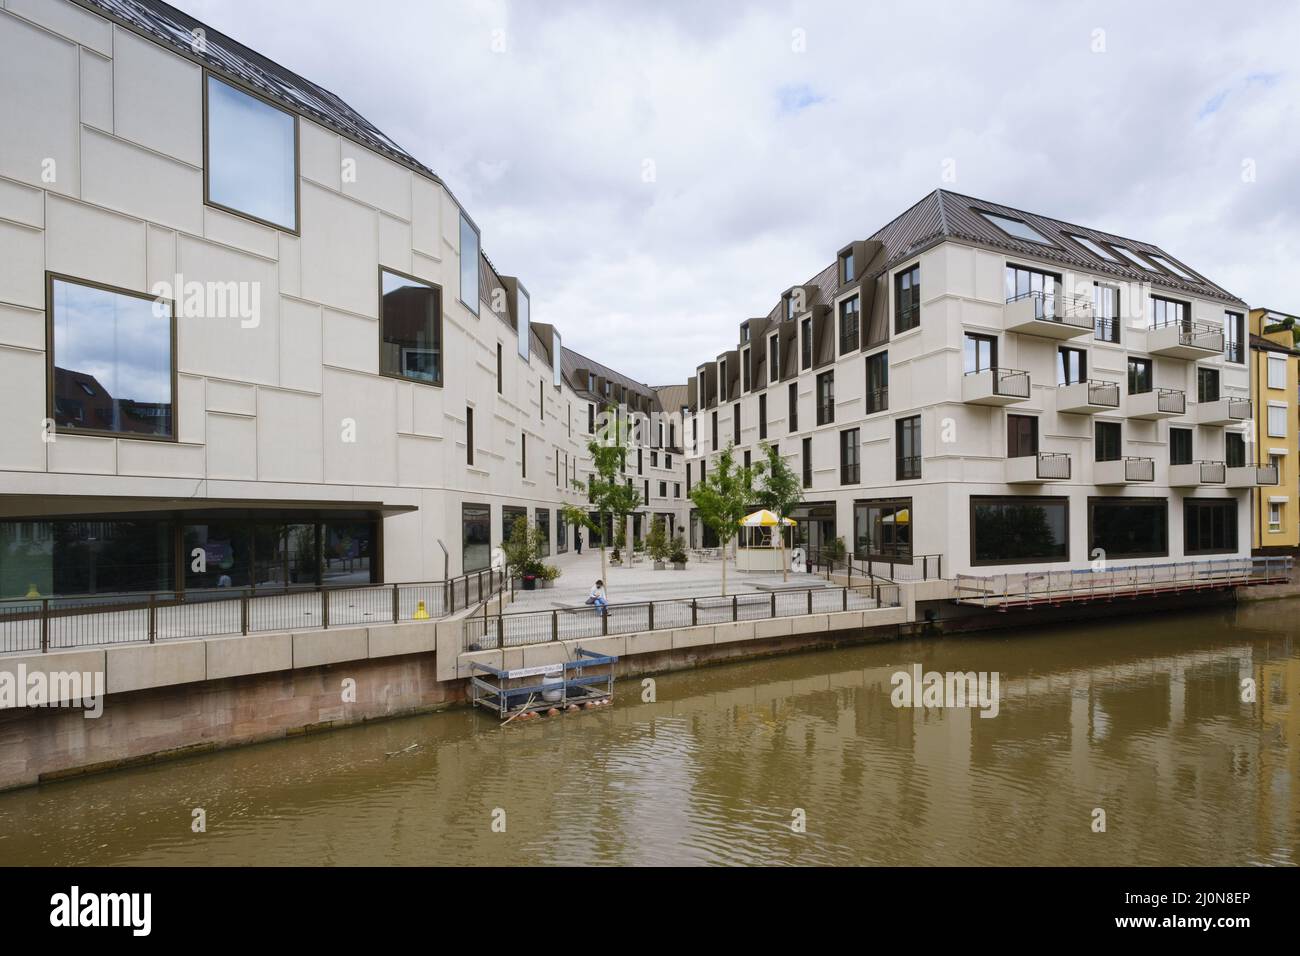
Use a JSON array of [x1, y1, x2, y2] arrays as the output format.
[[1250, 333, 1300, 356]]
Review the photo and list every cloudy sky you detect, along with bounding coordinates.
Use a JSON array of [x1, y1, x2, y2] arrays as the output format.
[[176, 0, 1300, 386]]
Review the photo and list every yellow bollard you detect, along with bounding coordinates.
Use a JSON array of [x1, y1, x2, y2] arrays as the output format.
[[25, 583, 40, 598], [413, 600, 430, 620]]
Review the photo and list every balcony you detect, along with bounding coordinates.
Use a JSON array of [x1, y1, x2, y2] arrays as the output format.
[[1196, 397, 1251, 426], [1169, 460, 1227, 486], [1148, 321, 1225, 359], [1095, 456, 1155, 484], [962, 367, 1030, 406], [1004, 291, 1094, 339], [1227, 464, 1280, 488], [1128, 387, 1186, 420], [1007, 451, 1071, 483], [1057, 379, 1120, 415]]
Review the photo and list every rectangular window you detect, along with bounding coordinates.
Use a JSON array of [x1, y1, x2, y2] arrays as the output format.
[[686, 463, 691, 494], [659, 481, 667, 497], [719, 359, 728, 402], [768, 335, 780, 385], [840, 428, 860, 484], [1005, 265, 1059, 318], [802, 437, 812, 488], [557, 512, 567, 553], [462, 503, 491, 573], [466, 407, 474, 466], [1169, 427, 1193, 465], [674, 482, 681, 498], [1007, 414, 1038, 458], [516, 287, 531, 360], [205, 75, 297, 231], [637, 448, 643, 475], [1226, 432, 1246, 468], [49, 276, 175, 439], [733, 403, 741, 445], [536, 510, 551, 557], [743, 450, 751, 470], [742, 349, 752, 392], [539, 380, 545, 420], [380, 269, 442, 386], [1127, 357, 1152, 395], [896, 415, 921, 480], [1268, 404, 1287, 438], [1088, 498, 1168, 559], [521, 432, 527, 477], [801, 317, 813, 370], [816, 371, 835, 425], [1094, 284, 1120, 343], [1185, 499, 1237, 554], [1270, 453, 1283, 484], [866, 351, 889, 413], [1197, 367, 1220, 403], [651, 451, 658, 468], [1095, 421, 1121, 462], [1057, 346, 1086, 386], [552, 331, 562, 388], [1268, 354, 1287, 390], [496, 343, 503, 393], [853, 498, 912, 560], [964, 333, 998, 374], [895, 265, 921, 333], [1150, 295, 1189, 331], [711, 410, 719, 448], [587, 403, 595, 434], [1224, 311, 1245, 363], [459, 213, 480, 313], [839, 295, 860, 354], [840, 249, 855, 284], [759, 394, 768, 439], [1269, 500, 1283, 532], [788, 382, 799, 432], [972, 496, 1069, 565]]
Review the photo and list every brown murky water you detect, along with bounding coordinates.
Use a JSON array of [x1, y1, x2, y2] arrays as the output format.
[[1, 600, 1297, 866]]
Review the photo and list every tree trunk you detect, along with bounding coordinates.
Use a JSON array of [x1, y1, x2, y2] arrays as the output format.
[[780, 522, 789, 583], [721, 536, 728, 596], [599, 509, 608, 586]]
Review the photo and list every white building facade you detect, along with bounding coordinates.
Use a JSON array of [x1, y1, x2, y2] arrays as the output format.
[[0, 0, 687, 599], [686, 190, 1269, 578]]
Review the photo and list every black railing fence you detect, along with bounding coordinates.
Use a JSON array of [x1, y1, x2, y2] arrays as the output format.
[[463, 582, 902, 651], [0, 569, 506, 654]]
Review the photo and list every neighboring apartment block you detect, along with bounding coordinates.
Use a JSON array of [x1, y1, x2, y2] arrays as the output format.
[[0, 0, 686, 599], [1248, 307, 1300, 550], [686, 189, 1274, 576]]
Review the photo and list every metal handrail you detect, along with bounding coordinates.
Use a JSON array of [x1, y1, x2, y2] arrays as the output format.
[[1060, 378, 1120, 406], [1036, 451, 1072, 479], [462, 581, 902, 651], [966, 366, 1031, 398]]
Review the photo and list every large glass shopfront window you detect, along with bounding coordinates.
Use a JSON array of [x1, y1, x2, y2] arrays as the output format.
[[1, 514, 378, 600], [854, 498, 912, 560], [462, 503, 491, 573]]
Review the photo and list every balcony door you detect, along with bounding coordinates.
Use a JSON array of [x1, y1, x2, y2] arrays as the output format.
[[964, 333, 998, 374]]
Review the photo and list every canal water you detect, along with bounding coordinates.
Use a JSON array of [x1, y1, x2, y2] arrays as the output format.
[[1, 600, 1297, 866]]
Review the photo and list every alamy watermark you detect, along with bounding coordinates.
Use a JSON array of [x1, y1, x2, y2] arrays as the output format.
[[150, 273, 262, 328], [0, 664, 104, 718], [890, 663, 1000, 719]]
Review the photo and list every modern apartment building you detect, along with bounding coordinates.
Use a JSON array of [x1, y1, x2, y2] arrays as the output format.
[[685, 190, 1275, 576], [1247, 307, 1300, 551], [0, 0, 686, 599]]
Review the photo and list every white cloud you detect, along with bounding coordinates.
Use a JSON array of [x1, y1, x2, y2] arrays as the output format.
[[178, 0, 1300, 382]]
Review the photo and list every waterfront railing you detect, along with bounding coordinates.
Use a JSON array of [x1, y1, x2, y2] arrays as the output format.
[[0, 569, 506, 654], [954, 556, 1292, 609], [463, 582, 902, 651]]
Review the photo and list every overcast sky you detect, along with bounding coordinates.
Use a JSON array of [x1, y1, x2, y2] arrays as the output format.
[[176, 0, 1300, 386]]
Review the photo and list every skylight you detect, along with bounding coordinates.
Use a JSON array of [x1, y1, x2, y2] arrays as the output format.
[[1105, 245, 1158, 270], [979, 211, 1053, 245], [1143, 253, 1201, 283], [1067, 234, 1123, 263]]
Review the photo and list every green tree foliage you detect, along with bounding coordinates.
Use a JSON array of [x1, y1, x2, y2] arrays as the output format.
[[751, 441, 804, 581], [575, 404, 643, 586], [688, 445, 756, 595]]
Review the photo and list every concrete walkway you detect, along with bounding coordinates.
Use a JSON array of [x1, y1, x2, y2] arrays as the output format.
[[510, 547, 830, 611]]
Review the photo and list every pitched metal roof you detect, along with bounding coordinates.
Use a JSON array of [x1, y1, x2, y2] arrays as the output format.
[[73, 0, 443, 187], [763, 190, 1245, 321]]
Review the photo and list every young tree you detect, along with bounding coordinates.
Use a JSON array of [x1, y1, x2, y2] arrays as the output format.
[[575, 404, 643, 586], [688, 445, 756, 596], [645, 516, 670, 566], [752, 441, 804, 581]]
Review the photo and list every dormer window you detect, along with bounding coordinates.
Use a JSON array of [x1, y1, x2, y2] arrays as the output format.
[[979, 211, 1053, 246], [785, 292, 796, 321], [741, 324, 751, 343], [840, 249, 855, 284]]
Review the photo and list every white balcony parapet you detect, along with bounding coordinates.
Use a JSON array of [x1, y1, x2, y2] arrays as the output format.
[[962, 367, 1030, 405], [1128, 387, 1186, 420], [1004, 291, 1093, 339], [1148, 321, 1226, 358], [1226, 464, 1279, 488], [1169, 460, 1227, 486], [1095, 456, 1155, 484], [1006, 451, 1071, 483], [1057, 379, 1120, 414], [1197, 397, 1252, 426]]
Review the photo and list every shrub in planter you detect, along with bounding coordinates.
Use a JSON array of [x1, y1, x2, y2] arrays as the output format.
[[538, 563, 561, 588], [646, 518, 671, 570], [669, 534, 688, 570]]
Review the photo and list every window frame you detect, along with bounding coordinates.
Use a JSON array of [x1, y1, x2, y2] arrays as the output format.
[[865, 350, 889, 414], [1169, 426, 1193, 465], [896, 415, 922, 481], [1094, 420, 1121, 462], [46, 271, 179, 443], [1127, 357, 1152, 395], [1087, 496, 1168, 560], [202, 71, 301, 235], [1007, 414, 1038, 458], [970, 495, 1070, 567], [816, 370, 835, 426], [377, 266, 444, 388], [838, 293, 861, 355], [894, 264, 921, 334], [1267, 354, 1287, 390], [1183, 498, 1238, 556], [840, 427, 860, 485]]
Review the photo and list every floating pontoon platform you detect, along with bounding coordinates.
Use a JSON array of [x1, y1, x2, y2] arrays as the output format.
[[468, 647, 618, 720]]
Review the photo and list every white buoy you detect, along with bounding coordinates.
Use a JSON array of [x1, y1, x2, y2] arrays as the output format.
[[541, 672, 564, 703]]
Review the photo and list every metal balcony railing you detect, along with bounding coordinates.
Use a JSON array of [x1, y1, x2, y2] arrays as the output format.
[[965, 366, 1031, 398], [1157, 388, 1186, 414], [1125, 456, 1155, 481], [1062, 379, 1120, 407], [1035, 452, 1072, 479], [1150, 317, 1226, 351], [1006, 291, 1094, 330]]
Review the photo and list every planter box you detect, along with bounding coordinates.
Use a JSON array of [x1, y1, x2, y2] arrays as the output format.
[[654, 561, 666, 570], [522, 577, 537, 591], [673, 562, 687, 570]]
